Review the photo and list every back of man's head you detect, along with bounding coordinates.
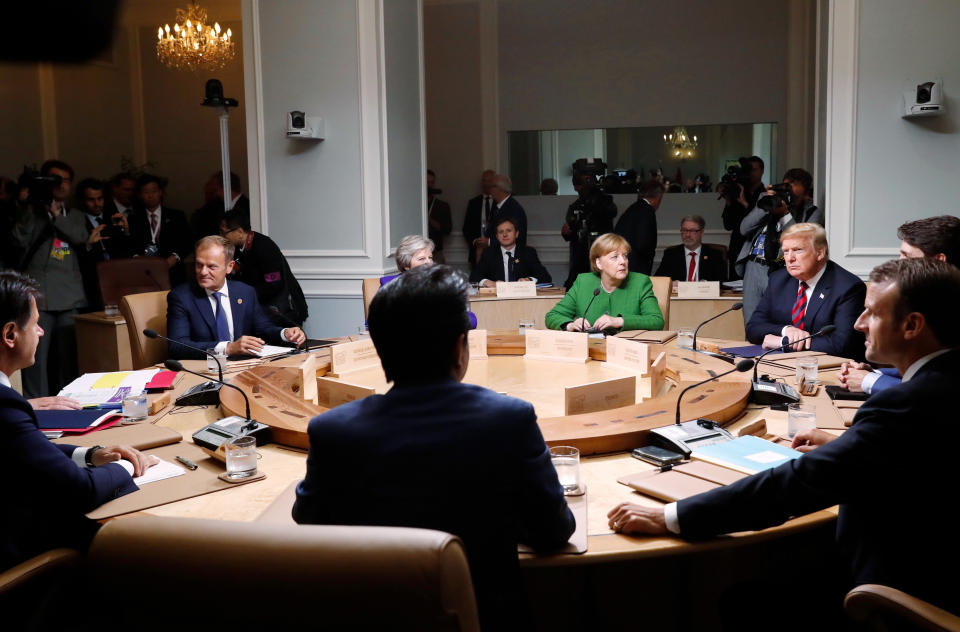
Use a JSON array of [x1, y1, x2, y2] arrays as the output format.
[[0, 270, 40, 330], [897, 215, 960, 265], [368, 265, 470, 385], [638, 179, 665, 201], [870, 257, 960, 348], [222, 209, 251, 233]]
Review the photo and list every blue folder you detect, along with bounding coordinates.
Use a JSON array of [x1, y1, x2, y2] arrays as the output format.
[[36, 409, 112, 430]]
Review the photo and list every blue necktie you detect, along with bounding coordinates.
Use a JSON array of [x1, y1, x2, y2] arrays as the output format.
[[213, 291, 231, 341]]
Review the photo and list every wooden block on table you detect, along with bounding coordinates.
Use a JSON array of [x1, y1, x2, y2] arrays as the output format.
[[677, 281, 720, 298], [564, 375, 635, 415], [149, 393, 170, 415], [328, 338, 379, 377], [604, 336, 651, 375], [316, 377, 376, 409], [468, 329, 488, 358], [524, 329, 588, 363], [495, 280, 536, 298], [642, 351, 667, 399]]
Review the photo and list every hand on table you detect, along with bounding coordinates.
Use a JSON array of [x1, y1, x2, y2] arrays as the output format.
[[592, 315, 623, 331], [839, 361, 873, 393], [227, 335, 265, 356], [29, 396, 82, 410], [762, 327, 809, 352], [92, 445, 159, 477], [284, 327, 306, 346], [791, 428, 837, 453], [565, 318, 592, 332], [607, 502, 669, 535]]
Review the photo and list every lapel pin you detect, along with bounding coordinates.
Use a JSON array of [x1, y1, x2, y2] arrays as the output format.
[[703, 255, 708, 260], [237, 298, 243, 304], [819, 293, 825, 299]]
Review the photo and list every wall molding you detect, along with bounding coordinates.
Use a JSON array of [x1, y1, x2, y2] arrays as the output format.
[[242, 0, 267, 233], [127, 27, 148, 166], [37, 63, 58, 158], [478, 0, 499, 170]]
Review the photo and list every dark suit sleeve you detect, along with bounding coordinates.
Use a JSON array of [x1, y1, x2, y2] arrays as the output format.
[[654, 250, 671, 278], [745, 276, 784, 343], [165, 288, 216, 359], [810, 279, 866, 359], [470, 249, 498, 283], [248, 237, 288, 304], [245, 285, 287, 344], [524, 247, 551, 284], [462, 200, 479, 247]]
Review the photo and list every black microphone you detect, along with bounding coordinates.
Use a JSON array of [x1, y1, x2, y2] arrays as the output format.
[[691, 302, 742, 354], [165, 359, 256, 432], [579, 288, 601, 333], [751, 324, 837, 384], [144, 328, 223, 382], [675, 359, 755, 425], [268, 306, 309, 353]]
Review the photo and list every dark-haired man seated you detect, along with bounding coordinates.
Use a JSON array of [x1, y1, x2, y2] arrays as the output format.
[[166, 236, 305, 359], [746, 222, 865, 359], [293, 265, 575, 628], [470, 215, 551, 286], [0, 270, 156, 572], [608, 257, 960, 617]]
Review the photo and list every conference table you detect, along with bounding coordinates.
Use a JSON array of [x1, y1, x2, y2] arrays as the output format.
[[105, 332, 848, 629]]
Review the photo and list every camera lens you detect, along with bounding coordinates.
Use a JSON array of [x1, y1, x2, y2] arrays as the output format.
[[917, 87, 931, 103]]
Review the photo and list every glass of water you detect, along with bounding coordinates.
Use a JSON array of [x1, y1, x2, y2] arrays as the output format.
[[122, 394, 148, 421], [225, 435, 258, 479], [677, 327, 695, 349], [795, 357, 819, 385], [518, 319, 535, 335], [206, 349, 227, 373], [549, 445, 581, 495], [787, 403, 817, 439]]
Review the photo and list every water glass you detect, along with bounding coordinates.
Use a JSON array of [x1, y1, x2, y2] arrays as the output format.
[[549, 445, 581, 495], [206, 349, 227, 373], [518, 319, 535, 335], [795, 357, 819, 385], [787, 403, 817, 439], [677, 327, 695, 349], [103, 304, 120, 317], [121, 394, 148, 421], [225, 436, 258, 479]]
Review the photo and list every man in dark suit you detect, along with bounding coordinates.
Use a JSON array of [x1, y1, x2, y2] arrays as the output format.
[[608, 257, 960, 616], [0, 270, 156, 572], [488, 174, 528, 248], [103, 172, 137, 219], [462, 169, 497, 267], [191, 171, 251, 239], [166, 236, 305, 359], [426, 169, 452, 263], [76, 178, 135, 311], [470, 215, 551, 286], [655, 214, 727, 282], [615, 179, 664, 275], [746, 222, 865, 360], [129, 174, 193, 287], [293, 265, 575, 628]]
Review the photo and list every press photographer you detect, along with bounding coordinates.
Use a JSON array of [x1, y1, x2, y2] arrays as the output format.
[[561, 163, 617, 288], [719, 156, 766, 280]]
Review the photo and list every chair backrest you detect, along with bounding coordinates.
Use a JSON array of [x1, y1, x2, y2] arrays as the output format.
[[119, 290, 169, 369], [649, 275, 672, 328], [0, 548, 80, 627], [845, 584, 960, 632], [362, 277, 381, 319], [704, 242, 730, 274], [86, 516, 481, 632], [96, 257, 171, 307]]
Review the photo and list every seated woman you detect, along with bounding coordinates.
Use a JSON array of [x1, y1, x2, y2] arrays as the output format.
[[381, 235, 434, 285], [545, 233, 664, 333]]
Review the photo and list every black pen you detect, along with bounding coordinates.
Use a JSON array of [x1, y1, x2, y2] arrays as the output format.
[[176, 455, 198, 470]]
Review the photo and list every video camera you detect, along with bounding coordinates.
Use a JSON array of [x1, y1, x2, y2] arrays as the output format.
[[18, 167, 62, 206], [757, 182, 794, 212]]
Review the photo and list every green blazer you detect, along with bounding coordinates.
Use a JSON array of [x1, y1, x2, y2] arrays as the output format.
[[545, 272, 664, 332]]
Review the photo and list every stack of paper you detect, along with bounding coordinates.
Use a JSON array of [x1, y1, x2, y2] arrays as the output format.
[[691, 435, 802, 475], [58, 369, 159, 407]]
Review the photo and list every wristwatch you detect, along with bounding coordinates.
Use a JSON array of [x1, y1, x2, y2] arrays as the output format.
[[85, 445, 105, 467]]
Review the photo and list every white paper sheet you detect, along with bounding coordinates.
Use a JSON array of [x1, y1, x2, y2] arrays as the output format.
[[133, 457, 186, 486]]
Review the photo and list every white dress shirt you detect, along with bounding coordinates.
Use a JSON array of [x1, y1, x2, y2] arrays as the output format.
[[479, 244, 537, 286]]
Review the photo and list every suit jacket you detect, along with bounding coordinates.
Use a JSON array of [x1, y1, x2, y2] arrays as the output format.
[[614, 199, 657, 275], [191, 195, 251, 239], [470, 243, 551, 284], [1, 383, 136, 571], [233, 231, 308, 327], [545, 272, 664, 332], [166, 280, 287, 359], [11, 205, 89, 311], [292, 379, 575, 628], [462, 194, 491, 258], [129, 206, 193, 286], [676, 350, 960, 614], [746, 261, 866, 360], [427, 197, 452, 250], [489, 196, 528, 248], [655, 244, 727, 282], [78, 213, 136, 311]]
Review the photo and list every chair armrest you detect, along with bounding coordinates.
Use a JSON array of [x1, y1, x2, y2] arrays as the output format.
[[0, 548, 80, 596], [845, 584, 960, 631]]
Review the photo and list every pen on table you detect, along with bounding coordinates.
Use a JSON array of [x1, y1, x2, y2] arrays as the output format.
[[176, 455, 198, 470]]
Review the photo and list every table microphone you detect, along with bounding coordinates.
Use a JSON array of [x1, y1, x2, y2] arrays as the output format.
[[268, 306, 311, 353], [143, 328, 223, 382], [675, 359, 755, 425], [164, 359, 258, 434], [145, 328, 224, 406], [751, 325, 836, 384], [580, 288, 601, 333], [749, 325, 836, 405], [691, 302, 743, 354]]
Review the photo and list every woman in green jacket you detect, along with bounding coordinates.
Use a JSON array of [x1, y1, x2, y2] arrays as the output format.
[[545, 233, 664, 333]]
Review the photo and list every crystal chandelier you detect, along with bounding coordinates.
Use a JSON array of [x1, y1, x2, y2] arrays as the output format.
[[663, 126, 698, 160], [156, 2, 235, 71]]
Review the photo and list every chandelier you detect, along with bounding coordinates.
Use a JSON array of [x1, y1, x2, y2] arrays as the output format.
[[663, 126, 698, 160], [157, 2, 235, 71]]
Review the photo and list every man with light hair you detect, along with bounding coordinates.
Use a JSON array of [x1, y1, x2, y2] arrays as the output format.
[[488, 174, 528, 249], [746, 222, 865, 359]]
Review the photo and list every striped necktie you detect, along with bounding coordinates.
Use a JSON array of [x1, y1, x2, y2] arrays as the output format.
[[791, 281, 808, 329]]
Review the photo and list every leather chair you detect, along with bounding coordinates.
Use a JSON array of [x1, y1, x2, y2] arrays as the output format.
[[845, 584, 960, 631], [96, 257, 170, 307], [650, 275, 672, 328], [85, 516, 481, 631], [0, 548, 80, 627], [362, 277, 381, 319], [704, 242, 729, 277], [119, 290, 169, 369]]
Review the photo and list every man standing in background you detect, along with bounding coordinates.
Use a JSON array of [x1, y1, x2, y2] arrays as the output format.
[[426, 169, 452, 264]]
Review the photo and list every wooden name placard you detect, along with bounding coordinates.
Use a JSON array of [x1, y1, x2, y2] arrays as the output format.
[[640, 351, 667, 400], [604, 335, 651, 375], [316, 377, 376, 409], [677, 281, 720, 298], [565, 375, 636, 415], [524, 329, 588, 363], [329, 338, 379, 376], [495, 280, 537, 298], [468, 329, 488, 359]]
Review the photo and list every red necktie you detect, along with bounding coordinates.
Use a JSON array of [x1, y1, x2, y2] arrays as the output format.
[[687, 251, 696, 282], [791, 281, 808, 329], [150, 211, 158, 237]]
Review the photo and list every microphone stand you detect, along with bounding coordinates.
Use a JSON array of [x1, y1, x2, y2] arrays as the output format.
[[691, 302, 743, 356]]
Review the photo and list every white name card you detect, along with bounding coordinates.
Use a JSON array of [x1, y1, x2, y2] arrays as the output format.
[[330, 338, 379, 375], [495, 280, 537, 298], [468, 329, 488, 359], [524, 329, 588, 363], [604, 336, 651, 375], [677, 281, 720, 299]]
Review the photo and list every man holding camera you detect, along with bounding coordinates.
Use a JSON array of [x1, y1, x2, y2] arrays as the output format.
[[735, 168, 823, 322], [77, 178, 134, 312], [719, 156, 766, 281], [562, 171, 618, 288]]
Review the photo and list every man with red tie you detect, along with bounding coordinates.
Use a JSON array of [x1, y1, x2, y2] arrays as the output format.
[[746, 222, 865, 359], [654, 215, 727, 282]]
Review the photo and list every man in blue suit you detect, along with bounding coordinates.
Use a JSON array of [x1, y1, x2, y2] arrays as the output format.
[[293, 265, 575, 629], [0, 270, 156, 572], [608, 257, 960, 617], [746, 222, 866, 360], [166, 236, 305, 359]]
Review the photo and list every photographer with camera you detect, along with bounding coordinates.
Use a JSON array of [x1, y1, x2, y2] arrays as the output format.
[[736, 167, 823, 322], [77, 178, 134, 311], [561, 169, 618, 288], [719, 156, 766, 280], [11, 160, 89, 398]]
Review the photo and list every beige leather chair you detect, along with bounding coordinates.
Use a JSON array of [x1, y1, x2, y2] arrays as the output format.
[[650, 275, 672, 328], [97, 256, 171, 307], [0, 548, 80, 626], [119, 290, 169, 369], [362, 277, 381, 319], [845, 584, 960, 631], [86, 516, 480, 631]]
